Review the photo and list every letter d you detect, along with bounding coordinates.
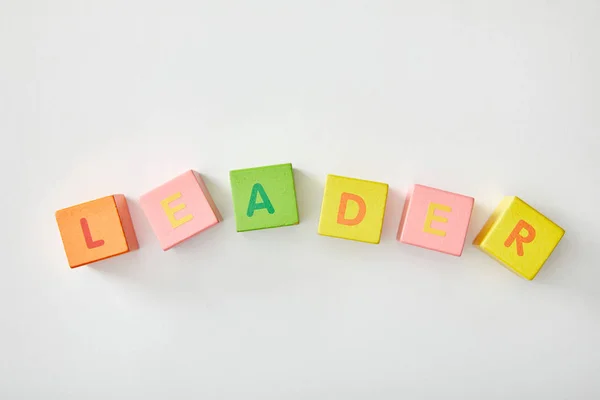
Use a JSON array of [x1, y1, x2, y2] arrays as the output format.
[[337, 193, 367, 226]]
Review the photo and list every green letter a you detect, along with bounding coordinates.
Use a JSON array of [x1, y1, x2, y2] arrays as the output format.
[[247, 183, 275, 217]]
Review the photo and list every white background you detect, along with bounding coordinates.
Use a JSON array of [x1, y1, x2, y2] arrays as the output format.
[[1, 1, 599, 399]]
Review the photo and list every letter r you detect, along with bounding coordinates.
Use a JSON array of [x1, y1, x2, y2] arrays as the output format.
[[504, 220, 536, 256]]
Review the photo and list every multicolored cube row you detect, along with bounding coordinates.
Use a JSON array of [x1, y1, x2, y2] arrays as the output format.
[[55, 163, 565, 280]]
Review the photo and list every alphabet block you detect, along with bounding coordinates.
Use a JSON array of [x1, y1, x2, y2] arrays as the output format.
[[140, 170, 222, 250], [473, 196, 564, 280], [229, 163, 299, 232], [55, 195, 139, 268], [318, 175, 388, 244], [397, 184, 474, 256]]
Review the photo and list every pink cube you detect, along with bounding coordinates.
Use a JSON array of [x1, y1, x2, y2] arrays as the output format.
[[397, 184, 474, 256], [140, 170, 222, 250]]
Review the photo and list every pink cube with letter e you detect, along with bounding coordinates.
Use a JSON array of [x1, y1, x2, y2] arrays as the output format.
[[140, 170, 222, 250], [397, 184, 474, 256]]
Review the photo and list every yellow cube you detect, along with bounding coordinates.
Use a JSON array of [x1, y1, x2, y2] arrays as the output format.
[[473, 196, 565, 280], [318, 175, 388, 244]]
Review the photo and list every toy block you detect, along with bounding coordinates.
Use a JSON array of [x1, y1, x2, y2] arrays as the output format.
[[397, 184, 474, 256], [318, 175, 388, 244], [140, 170, 222, 250], [55, 195, 139, 268], [473, 196, 564, 280], [229, 163, 299, 232]]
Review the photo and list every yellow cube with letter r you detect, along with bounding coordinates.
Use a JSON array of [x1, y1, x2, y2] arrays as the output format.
[[318, 175, 389, 244], [473, 196, 565, 280]]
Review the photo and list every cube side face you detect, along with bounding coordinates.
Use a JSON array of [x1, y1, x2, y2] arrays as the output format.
[[229, 163, 299, 232], [397, 184, 474, 256], [140, 170, 220, 250], [396, 187, 414, 241], [113, 195, 139, 251], [193, 171, 223, 222], [473, 196, 514, 247], [476, 196, 565, 280], [55, 196, 130, 268], [318, 175, 388, 244]]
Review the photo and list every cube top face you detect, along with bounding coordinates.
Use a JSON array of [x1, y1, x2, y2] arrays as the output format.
[[474, 196, 564, 280], [229, 163, 299, 232], [318, 174, 388, 244], [140, 170, 220, 250], [397, 184, 474, 256], [55, 195, 135, 268]]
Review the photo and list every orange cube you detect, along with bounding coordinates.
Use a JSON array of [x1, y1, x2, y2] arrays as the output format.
[[55, 195, 139, 268]]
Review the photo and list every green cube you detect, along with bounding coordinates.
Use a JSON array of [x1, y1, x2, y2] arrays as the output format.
[[229, 163, 300, 232]]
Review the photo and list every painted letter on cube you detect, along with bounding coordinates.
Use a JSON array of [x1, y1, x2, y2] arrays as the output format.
[[473, 196, 564, 280], [230, 163, 299, 232], [140, 170, 222, 250], [397, 184, 474, 256], [55, 195, 139, 268], [318, 175, 388, 244]]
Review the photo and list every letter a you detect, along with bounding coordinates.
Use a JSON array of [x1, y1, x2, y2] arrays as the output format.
[[247, 183, 275, 217]]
